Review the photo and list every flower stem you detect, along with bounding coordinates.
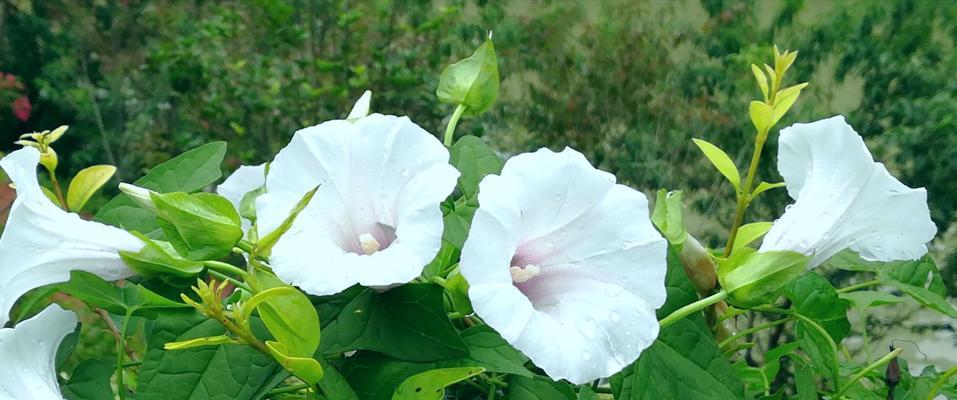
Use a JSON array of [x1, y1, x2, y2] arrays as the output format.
[[46, 167, 68, 210], [203, 260, 248, 278], [207, 270, 252, 293], [659, 291, 728, 329], [836, 279, 881, 293], [443, 104, 467, 147], [266, 383, 310, 396], [115, 311, 133, 400], [837, 347, 902, 397], [723, 136, 766, 258], [718, 316, 792, 349]]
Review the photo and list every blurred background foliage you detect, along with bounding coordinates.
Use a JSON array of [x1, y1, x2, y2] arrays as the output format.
[[2, 0, 957, 368]]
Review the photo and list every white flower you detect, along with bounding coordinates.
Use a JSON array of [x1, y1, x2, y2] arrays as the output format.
[[346, 90, 372, 121], [256, 114, 459, 295], [761, 116, 936, 267], [0, 304, 77, 399], [459, 147, 667, 384], [217, 163, 266, 233], [0, 148, 142, 326]]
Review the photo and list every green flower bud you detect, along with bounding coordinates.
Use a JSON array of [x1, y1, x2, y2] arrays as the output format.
[[151, 191, 243, 260], [718, 250, 809, 307], [679, 235, 717, 294], [436, 39, 500, 116], [119, 183, 158, 212]]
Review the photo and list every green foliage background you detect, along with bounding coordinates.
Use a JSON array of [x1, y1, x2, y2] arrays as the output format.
[[2, 0, 957, 384]]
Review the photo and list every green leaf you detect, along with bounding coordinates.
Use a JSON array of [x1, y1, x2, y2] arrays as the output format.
[[691, 138, 740, 189], [783, 272, 851, 341], [442, 205, 476, 250], [772, 82, 808, 123], [750, 181, 785, 198], [58, 271, 188, 317], [445, 269, 473, 315], [152, 192, 243, 260], [136, 310, 281, 400], [250, 271, 321, 359], [61, 359, 114, 400], [341, 326, 531, 400], [651, 189, 687, 245], [164, 335, 238, 350], [611, 246, 743, 399], [12, 284, 59, 323], [719, 250, 809, 307], [317, 357, 360, 400], [878, 257, 957, 318], [749, 101, 774, 133], [66, 165, 116, 212], [506, 375, 577, 400], [730, 221, 773, 252], [436, 40, 500, 116], [750, 64, 768, 100], [821, 250, 883, 272], [392, 367, 485, 400], [839, 291, 904, 308], [577, 386, 599, 400], [266, 341, 324, 386], [96, 142, 228, 233], [450, 135, 503, 205], [795, 319, 839, 390], [793, 359, 818, 400], [320, 284, 468, 361]]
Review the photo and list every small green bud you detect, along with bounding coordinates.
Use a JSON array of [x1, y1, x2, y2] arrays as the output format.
[[38, 146, 58, 172], [151, 192, 244, 260], [679, 235, 717, 294], [651, 189, 687, 245], [119, 183, 158, 212], [718, 250, 809, 307], [436, 38, 500, 116]]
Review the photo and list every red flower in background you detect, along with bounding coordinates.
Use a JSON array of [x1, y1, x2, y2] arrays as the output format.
[[12, 97, 31, 122]]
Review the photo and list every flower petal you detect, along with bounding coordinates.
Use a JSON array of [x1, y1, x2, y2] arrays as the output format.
[[217, 163, 266, 233], [0, 304, 76, 398], [761, 116, 936, 267], [0, 148, 142, 326], [259, 115, 458, 295], [460, 147, 666, 384], [346, 90, 372, 121]]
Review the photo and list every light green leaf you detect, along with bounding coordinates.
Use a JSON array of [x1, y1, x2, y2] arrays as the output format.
[[164, 335, 237, 350], [436, 40, 500, 116], [250, 271, 321, 359], [750, 64, 768, 100], [730, 221, 773, 252], [719, 250, 809, 307], [751, 181, 785, 198], [691, 138, 740, 189], [120, 232, 204, 278], [66, 165, 116, 212], [152, 192, 243, 260], [772, 82, 808, 123], [878, 257, 957, 318], [442, 205, 476, 250], [795, 318, 839, 390], [392, 367, 485, 400], [266, 341, 324, 387], [749, 101, 774, 133]]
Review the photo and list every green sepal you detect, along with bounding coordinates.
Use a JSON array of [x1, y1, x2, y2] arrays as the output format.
[[151, 191, 243, 260], [651, 189, 687, 246], [436, 40, 499, 116], [120, 233, 205, 278], [719, 250, 809, 307]]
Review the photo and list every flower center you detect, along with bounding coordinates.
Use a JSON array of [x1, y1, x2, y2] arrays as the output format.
[[509, 264, 541, 283], [358, 232, 381, 255]]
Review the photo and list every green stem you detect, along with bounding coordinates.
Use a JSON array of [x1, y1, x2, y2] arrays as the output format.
[[237, 240, 255, 253], [204, 260, 248, 278], [46, 167, 68, 210], [115, 311, 133, 400], [723, 137, 766, 258], [718, 316, 792, 349], [267, 383, 311, 396], [838, 348, 903, 397], [793, 313, 842, 389], [443, 104, 467, 147], [659, 291, 728, 329], [207, 270, 252, 293], [836, 279, 881, 293], [927, 365, 957, 400]]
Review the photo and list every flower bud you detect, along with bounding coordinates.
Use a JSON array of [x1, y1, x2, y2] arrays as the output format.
[[119, 183, 158, 212], [151, 192, 243, 260], [718, 250, 809, 307], [38, 147, 57, 172], [679, 235, 716, 294]]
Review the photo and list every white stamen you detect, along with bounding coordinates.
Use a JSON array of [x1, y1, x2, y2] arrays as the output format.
[[509, 264, 541, 283], [358, 233, 381, 255]]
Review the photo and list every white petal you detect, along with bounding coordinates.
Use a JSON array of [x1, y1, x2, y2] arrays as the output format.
[[0, 304, 76, 399], [0, 149, 142, 326], [216, 163, 266, 233], [259, 115, 458, 295], [761, 116, 936, 267], [460, 147, 667, 384], [346, 90, 372, 121]]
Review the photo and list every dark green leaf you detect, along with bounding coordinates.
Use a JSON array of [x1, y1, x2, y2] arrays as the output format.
[[320, 284, 468, 362], [442, 206, 475, 250], [61, 359, 114, 400], [878, 257, 957, 318], [58, 271, 188, 317], [506, 375, 576, 400], [136, 310, 281, 400], [153, 192, 243, 260], [795, 320, 839, 390], [449, 135, 503, 204], [783, 272, 851, 341]]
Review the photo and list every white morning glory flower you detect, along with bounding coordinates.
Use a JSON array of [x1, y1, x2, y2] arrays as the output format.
[[760, 115, 937, 267], [459, 147, 668, 384], [256, 114, 459, 296], [0, 304, 77, 399], [217, 163, 266, 233], [0, 148, 142, 326]]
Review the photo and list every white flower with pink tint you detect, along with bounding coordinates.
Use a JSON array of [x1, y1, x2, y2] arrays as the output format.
[[256, 114, 459, 296], [761, 116, 936, 267], [459, 147, 667, 384]]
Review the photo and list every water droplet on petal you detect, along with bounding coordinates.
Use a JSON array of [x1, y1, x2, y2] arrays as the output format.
[[610, 311, 621, 322], [581, 350, 592, 361]]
